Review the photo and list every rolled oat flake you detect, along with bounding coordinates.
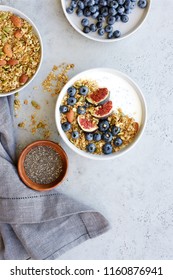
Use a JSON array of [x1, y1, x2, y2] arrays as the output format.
[[24, 146, 63, 184]]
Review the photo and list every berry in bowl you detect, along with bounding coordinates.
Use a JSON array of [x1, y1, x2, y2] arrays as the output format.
[[55, 68, 147, 160], [61, 0, 151, 42], [0, 6, 43, 96]]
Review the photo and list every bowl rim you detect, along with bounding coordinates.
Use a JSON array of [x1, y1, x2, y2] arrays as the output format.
[[0, 5, 43, 97], [55, 67, 147, 160], [61, 0, 151, 43], [18, 140, 68, 191]]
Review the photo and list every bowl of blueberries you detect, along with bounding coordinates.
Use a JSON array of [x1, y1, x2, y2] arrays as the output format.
[[61, 0, 150, 42]]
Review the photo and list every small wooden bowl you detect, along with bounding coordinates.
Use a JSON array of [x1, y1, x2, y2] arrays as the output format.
[[18, 140, 68, 192]]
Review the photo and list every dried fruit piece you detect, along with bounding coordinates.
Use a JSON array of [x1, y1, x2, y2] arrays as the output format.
[[91, 101, 113, 119], [14, 29, 23, 39], [133, 122, 139, 132], [31, 100, 40, 110], [0, 59, 7, 66], [10, 15, 23, 28], [77, 115, 98, 132], [7, 59, 19, 66], [19, 74, 28, 84], [86, 88, 110, 105], [66, 109, 74, 123], [3, 43, 12, 57]]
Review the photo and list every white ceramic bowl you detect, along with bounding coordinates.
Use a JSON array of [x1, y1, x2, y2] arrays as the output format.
[[55, 68, 147, 160], [0, 5, 43, 97], [61, 0, 151, 42]]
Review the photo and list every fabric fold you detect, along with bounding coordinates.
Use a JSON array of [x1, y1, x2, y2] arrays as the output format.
[[0, 97, 110, 260]]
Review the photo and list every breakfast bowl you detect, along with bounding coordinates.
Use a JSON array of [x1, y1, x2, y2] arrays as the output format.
[[0, 5, 43, 96], [55, 68, 147, 160], [61, 0, 151, 42], [18, 140, 68, 191]]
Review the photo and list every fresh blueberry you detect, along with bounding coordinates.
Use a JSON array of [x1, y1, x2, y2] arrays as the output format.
[[102, 131, 113, 142], [62, 122, 71, 132], [102, 143, 113, 154], [71, 1, 78, 8], [108, 7, 117, 16], [117, 0, 125, 4], [81, 18, 89, 26], [105, 24, 113, 33], [90, 23, 97, 32], [96, 21, 103, 29], [86, 143, 96, 153], [93, 132, 102, 142], [108, 1, 118, 8], [99, 0, 107, 6], [107, 31, 113, 39], [89, 6, 97, 13], [79, 86, 89, 95], [97, 15, 105, 22], [60, 105, 68, 113], [77, 106, 86, 115], [72, 131, 79, 139], [67, 86, 76, 97], [130, 2, 136, 9], [76, 8, 83, 16], [124, 8, 132, 14], [115, 14, 121, 21], [84, 7, 92, 16], [85, 133, 93, 141], [66, 7, 74, 14], [99, 120, 110, 132], [121, 14, 129, 23], [107, 15, 116, 25], [113, 30, 121, 38], [117, 6, 125, 14], [77, 1, 85, 9], [111, 125, 121, 135], [92, 11, 99, 19], [114, 137, 123, 146], [88, 0, 96, 6], [83, 26, 91, 33], [100, 7, 109, 16], [67, 97, 77, 106], [138, 0, 147, 8], [98, 28, 105, 36]]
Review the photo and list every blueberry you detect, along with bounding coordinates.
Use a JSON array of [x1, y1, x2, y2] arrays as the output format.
[[93, 132, 102, 142], [107, 15, 116, 25], [66, 7, 74, 14], [96, 21, 103, 29], [99, 120, 110, 132], [121, 14, 129, 23], [102, 131, 113, 142], [67, 86, 76, 96], [100, 7, 109, 17], [77, 1, 85, 9], [105, 24, 113, 33], [92, 11, 99, 19], [84, 7, 91, 16], [130, 2, 136, 9], [83, 26, 91, 33], [102, 143, 113, 154], [108, 7, 117, 16], [86, 143, 96, 153], [138, 0, 147, 8], [98, 28, 105, 36], [85, 133, 93, 141], [62, 122, 71, 132], [107, 31, 113, 39], [111, 125, 121, 135], [76, 8, 83, 16], [114, 137, 123, 146], [88, 0, 96, 6], [115, 14, 121, 21], [97, 15, 105, 22], [90, 23, 97, 32], [89, 6, 97, 13], [71, 1, 78, 8], [108, 1, 118, 8], [72, 131, 79, 139], [113, 30, 121, 38], [67, 97, 77, 106], [81, 18, 89, 26], [117, 0, 125, 4], [124, 8, 132, 14], [99, 0, 107, 6], [60, 105, 68, 113], [79, 86, 89, 95], [77, 106, 86, 114], [117, 6, 125, 14]]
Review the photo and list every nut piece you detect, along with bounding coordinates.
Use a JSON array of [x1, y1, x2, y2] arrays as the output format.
[[14, 29, 23, 39], [19, 74, 28, 84], [7, 59, 19, 66], [3, 43, 12, 57], [66, 109, 74, 123], [10, 15, 23, 28], [0, 59, 7, 66]]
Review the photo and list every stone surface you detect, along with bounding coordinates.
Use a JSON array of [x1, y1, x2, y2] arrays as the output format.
[[2, 0, 173, 259]]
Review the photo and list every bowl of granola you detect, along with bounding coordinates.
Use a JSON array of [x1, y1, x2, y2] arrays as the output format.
[[55, 68, 147, 160], [0, 5, 43, 96]]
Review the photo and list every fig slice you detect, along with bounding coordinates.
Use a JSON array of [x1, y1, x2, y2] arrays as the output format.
[[86, 88, 110, 105], [91, 101, 113, 119], [77, 115, 98, 132]]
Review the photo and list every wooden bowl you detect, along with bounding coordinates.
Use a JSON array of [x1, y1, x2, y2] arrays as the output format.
[[18, 140, 68, 191]]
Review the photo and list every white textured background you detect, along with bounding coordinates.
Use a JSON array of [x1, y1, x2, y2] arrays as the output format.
[[2, 0, 173, 259]]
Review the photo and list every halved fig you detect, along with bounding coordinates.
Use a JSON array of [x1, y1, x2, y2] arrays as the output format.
[[77, 115, 98, 132], [91, 101, 113, 119], [86, 88, 110, 105]]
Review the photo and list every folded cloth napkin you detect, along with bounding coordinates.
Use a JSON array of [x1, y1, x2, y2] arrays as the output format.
[[0, 97, 109, 260]]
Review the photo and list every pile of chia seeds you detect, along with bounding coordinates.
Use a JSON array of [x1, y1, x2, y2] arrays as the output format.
[[24, 146, 63, 184]]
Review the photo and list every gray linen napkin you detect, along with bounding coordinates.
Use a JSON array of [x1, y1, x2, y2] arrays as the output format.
[[0, 96, 109, 260]]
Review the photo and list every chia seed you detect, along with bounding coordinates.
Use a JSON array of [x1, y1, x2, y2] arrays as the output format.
[[24, 146, 63, 184]]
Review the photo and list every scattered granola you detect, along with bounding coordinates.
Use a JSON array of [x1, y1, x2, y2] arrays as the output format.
[[0, 11, 41, 94], [31, 100, 41, 110], [18, 122, 25, 128]]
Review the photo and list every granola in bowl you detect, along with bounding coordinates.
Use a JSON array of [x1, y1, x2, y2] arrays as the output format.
[[0, 8, 42, 95]]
